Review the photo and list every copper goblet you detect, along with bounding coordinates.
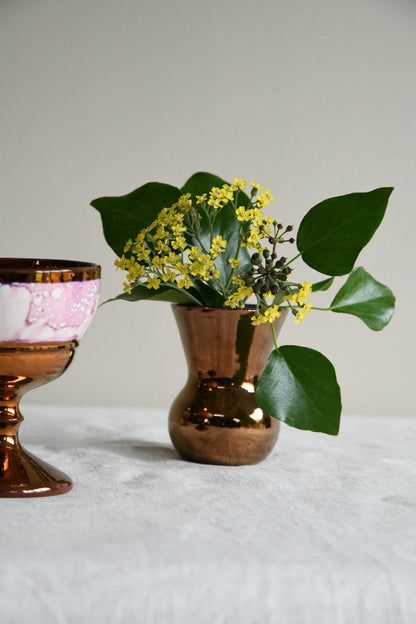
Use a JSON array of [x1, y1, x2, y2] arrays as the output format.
[[0, 258, 101, 497]]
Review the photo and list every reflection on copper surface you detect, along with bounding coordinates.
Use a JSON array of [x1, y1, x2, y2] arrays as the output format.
[[169, 305, 287, 466], [241, 382, 255, 393]]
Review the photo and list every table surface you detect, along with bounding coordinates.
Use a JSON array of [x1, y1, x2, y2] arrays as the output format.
[[0, 406, 415, 624]]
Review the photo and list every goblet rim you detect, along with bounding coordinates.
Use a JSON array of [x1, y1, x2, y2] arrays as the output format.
[[0, 258, 101, 283]]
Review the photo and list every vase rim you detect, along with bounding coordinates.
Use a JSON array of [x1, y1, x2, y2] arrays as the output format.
[[0, 258, 101, 283]]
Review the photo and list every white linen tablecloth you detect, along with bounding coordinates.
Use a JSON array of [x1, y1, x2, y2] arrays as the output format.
[[0, 406, 415, 624]]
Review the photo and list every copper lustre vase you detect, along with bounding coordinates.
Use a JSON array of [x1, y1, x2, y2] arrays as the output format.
[[169, 305, 287, 466]]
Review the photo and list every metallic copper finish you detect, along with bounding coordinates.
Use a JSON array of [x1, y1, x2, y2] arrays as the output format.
[[169, 305, 287, 466], [0, 342, 76, 497], [0, 258, 100, 283]]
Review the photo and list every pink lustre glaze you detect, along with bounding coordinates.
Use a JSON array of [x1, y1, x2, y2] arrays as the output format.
[[0, 280, 101, 343]]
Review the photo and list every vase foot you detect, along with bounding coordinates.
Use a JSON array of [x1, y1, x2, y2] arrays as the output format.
[[0, 441, 72, 497]]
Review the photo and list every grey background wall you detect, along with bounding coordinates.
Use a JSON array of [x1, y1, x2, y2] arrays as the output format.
[[1, 0, 414, 417]]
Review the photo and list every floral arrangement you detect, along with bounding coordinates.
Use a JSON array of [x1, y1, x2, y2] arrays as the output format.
[[91, 172, 395, 436]]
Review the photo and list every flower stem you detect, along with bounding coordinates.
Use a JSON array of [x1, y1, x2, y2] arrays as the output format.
[[285, 251, 302, 266], [271, 323, 279, 351]]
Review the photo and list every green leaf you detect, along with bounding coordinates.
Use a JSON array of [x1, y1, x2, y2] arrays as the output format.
[[330, 267, 395, 330], [297, 187, 393, 275], [180, 171, 250, 207], [191, 279, 224, 307], [91, 182, 180, 257], [107, 284, 203, 305], [256, 346, 341, 435], [312, 277, 335, 292]]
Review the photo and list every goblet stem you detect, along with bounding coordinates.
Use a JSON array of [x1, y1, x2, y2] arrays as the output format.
[[0, 342, 76, 497]]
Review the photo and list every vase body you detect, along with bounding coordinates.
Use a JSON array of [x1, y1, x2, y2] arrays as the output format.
[[169, 305, 286, 465]]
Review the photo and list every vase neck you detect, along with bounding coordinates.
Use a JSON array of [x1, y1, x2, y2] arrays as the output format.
[[172, 306, 286, 382]]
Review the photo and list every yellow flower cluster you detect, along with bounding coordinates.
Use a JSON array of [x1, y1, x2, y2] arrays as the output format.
[[235, 199, 275, 253], [251, 305, 281, 326], [225, 276, 253, 309], [256, 189, 275, 208], [295, 301, 313, 324], [187, 246, 220, 281], [210, 235, 227, 257], [245, 214, 275, 249], [284, 281, 312, 305], [115, 193, 230, 293], [207, 185, 234, 210], [283, 282, 313, 324], [115, 177, 312, 332]]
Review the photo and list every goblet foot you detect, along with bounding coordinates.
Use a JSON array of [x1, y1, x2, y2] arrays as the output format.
[[0, 437, 72, 497]]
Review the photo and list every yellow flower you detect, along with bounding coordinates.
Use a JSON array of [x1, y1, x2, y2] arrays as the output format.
[[251, 304, 281, 325], [256, 189, 275, 208], [225, 285, 254, 309], [147, 275, 161, 290], [176, 262, 189, 276], [228, 258, 241, 269], [283, 293, 299, 304], [114, 255, 127, 270], [195, 194, 207, 204], [297, 282, 312, 306], [172, 223, 186, 236], [171, 235, 186, 250], [124, 239, 133, 253], [136, 247, 151, 262], [151, 256, 164, 270], [188, 246, 202, 261], [246, 228, 263, 248], [177, 276, 193, 289], [230, 178, 247, 191], [295, 301, 313, 324], [236, 207, 249, 222], [177, 193, 192, 211], [163, 251, 179, 265], [250, 181, 264, 191], [135, 232, 146, 246], [153, 225, 167, 240], [207, 185, 234, 210], [232, 275, 245, 287], [155, 240, 170, 253], [210, 235, 227, 257], [161, 268, 177, 283]]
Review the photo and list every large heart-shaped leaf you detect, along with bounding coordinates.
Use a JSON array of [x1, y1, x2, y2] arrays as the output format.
[[91, 182, 181, 257], [297, 187, 393, 275], [330, 267, 395, 330], [256, 346, 341, 435]]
